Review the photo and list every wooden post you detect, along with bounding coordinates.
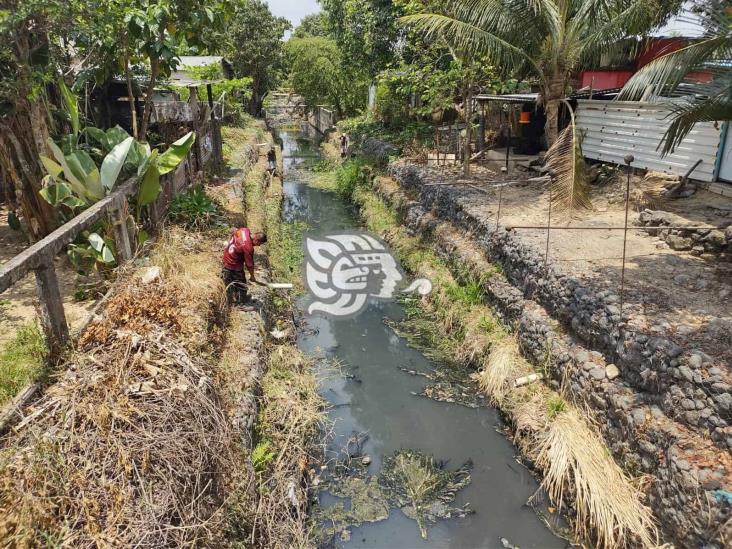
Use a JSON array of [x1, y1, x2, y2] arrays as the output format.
[[34, 261, 69, 353], [111, 199, 133, 262], [207, 83, 223, 171]]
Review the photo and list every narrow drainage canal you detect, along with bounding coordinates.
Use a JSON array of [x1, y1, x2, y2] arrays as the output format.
[[279, 129, 566, 549]]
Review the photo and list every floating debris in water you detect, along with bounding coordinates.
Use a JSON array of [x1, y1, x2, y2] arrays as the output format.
[[313, 449, 474, 544], [399, 366, 485, 408], [379, 450, 474, 539], [311, 472, 390, 546]]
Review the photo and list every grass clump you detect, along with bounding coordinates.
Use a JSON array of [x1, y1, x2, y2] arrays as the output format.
[[0, 323, 47, 406], [250, 347, 327, 548], [335, 158, 370, 199], [169, 187, 225, 230], [251, 440, 276, 475]]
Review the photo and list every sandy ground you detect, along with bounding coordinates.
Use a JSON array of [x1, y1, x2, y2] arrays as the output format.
[[421, 161, 732, 362], [0, 208, 99, 348]]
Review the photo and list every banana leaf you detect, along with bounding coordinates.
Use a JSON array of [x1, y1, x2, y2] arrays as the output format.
[[101, 136, 134, 191], [158, 132, 195, 175]]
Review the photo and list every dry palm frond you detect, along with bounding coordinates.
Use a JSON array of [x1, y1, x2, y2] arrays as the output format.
[[476, 339, 520, 405], [631, 172, 674, 211], [545, 113, 593, 216], [534, 405, 658, 548]]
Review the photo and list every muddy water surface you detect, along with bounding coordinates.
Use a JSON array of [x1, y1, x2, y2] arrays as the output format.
[[280, 130, 565, 549]]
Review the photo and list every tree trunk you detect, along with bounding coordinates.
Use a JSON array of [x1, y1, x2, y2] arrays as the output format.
[[2, 25, 58, 240], [138, 55, 160, 141], [124, 42, 138, 139], [139, 24, 166, 141], [0, 122, 55, 240], [463, 87, 473, 178], [543, 78, 566, 148]]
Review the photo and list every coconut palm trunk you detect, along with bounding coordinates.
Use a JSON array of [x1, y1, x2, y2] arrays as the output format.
[[543, 79, 567, 147]]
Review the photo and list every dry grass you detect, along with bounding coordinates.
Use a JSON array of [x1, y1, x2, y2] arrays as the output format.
[[244, 346, 326, 549], [0, 285, 232, 547], [150, 228, 227, 350], [476, 340, 521, 405], [515, 395, 658, 548]]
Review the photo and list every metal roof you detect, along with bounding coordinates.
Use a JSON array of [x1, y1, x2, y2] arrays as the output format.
[[177, 56, 224, 68], [475, 93, 539, 103], [576, 99, 723, 182]]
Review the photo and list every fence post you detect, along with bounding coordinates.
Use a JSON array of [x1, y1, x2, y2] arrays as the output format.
[[34, 261, 69, 354], [206, 83, 223, 171], [619, 155, 634, 319], [111, 198, 133, 263]]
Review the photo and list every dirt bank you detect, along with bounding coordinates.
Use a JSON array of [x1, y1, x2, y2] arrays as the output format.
[[0, 118, 323, 548]]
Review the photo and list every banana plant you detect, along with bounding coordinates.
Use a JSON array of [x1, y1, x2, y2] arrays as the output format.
[[39, 84, 196, 271]]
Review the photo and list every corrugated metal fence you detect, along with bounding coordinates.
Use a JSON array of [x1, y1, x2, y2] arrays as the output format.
[[576, 99, 723, 182]]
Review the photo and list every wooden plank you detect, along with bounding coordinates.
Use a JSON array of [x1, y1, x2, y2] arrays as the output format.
[[110, 199, 133, 263], [34, 261, 69, 352], [0, 178, 137, 293], [0, 383, 40, 435]]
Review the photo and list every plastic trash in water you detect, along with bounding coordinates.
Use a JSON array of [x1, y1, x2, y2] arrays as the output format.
[[268, 283, 294, 290]]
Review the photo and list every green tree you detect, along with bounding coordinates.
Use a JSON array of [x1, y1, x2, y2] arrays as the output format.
[[319, 0, 403, 77], [619, 3, 731, 154], [292, 12, 330, 38], [224, 0, 291, 115], [402, 0, 683, 146], [286, 36, 369, 117], [123, 0, 233, 139], [0, 0, 93, 239]]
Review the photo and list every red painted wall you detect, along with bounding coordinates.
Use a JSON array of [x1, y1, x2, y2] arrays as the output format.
[[579, 70, 634, 89], [578, 38, 712, 91]]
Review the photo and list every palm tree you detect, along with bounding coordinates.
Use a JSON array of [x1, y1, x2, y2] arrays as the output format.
[[402, 0, 682, 147], [619, 5, 732, 155]]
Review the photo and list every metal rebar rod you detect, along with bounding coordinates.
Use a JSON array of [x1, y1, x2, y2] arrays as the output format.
[[503, 224, 719, 231], [505, 125, 511, 172], [619, 155, 634, 319], [545, 182, 553, 265], [496, 179, 505, 229]]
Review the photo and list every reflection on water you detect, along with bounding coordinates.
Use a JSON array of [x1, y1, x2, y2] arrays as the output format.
[[280, 131, 566, 549]]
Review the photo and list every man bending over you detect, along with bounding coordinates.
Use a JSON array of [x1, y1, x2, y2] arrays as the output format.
[[222, 227, 267, 306]]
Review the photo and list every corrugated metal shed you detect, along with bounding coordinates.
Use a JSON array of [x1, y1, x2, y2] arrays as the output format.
[[576, 99, 723, 182]]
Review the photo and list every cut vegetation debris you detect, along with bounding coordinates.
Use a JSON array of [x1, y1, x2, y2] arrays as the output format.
[[319, 147, 659, 548], [314, 449, 473, 543], [380, 450, 473, 540], [0, 274, 231, 547]]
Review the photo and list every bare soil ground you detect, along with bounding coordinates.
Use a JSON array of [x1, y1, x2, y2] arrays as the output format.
[[417, 161, 732, 363], [0, 208, 99, 348]]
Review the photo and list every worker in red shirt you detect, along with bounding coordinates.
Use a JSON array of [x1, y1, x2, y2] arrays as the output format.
[[222, 227, 267, 305]]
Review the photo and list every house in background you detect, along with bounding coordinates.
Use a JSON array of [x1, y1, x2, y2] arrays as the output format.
[[172, 56, 234, 86], [577, 4, 711, 92]]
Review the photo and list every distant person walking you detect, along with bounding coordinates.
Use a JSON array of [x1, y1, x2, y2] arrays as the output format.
[[339, 133, 349, 157], [267, 147, 277, 173]]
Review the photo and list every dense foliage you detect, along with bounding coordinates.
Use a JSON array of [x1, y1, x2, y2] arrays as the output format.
[[285, 36, 369, 117], [223, 0, 291, 115]]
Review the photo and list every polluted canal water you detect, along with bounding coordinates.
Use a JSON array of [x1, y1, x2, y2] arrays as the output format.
[[279, 130, 567, 549]]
